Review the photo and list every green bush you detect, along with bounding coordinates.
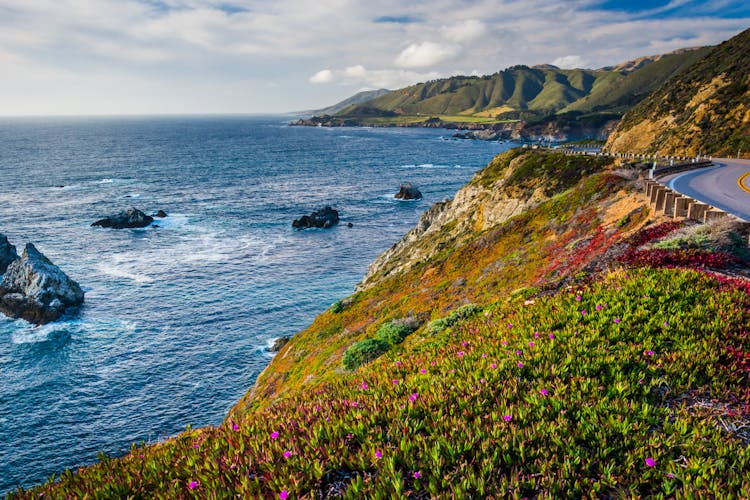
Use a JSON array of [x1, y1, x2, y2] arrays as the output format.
[[331, 300, 344, 314], [374, 321, 416, 345], [342, 339, 389, 370], [427, 303, 482, 335]]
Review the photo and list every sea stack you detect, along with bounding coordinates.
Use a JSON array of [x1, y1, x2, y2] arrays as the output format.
[[0, 233, 18, 274], [0, 243, 84, 325], [92, 207, 154, 229], [292, 206, 340, 229], [395, 182, 422, 200]]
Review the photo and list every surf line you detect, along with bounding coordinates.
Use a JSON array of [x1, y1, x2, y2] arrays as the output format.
[[739, 172, 750, 195]]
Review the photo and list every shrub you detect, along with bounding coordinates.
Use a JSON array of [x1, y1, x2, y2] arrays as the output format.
[[427, 303, 482, 335], [331, 300, 344, 314], [374, 321, 416, 346], [342, 339, 389, 370]]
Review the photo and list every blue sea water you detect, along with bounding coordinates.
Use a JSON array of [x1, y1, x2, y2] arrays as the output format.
[[0, 116, 512, 493]]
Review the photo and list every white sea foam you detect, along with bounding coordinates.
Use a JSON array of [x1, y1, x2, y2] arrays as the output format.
[[10, 321, 72, 345]]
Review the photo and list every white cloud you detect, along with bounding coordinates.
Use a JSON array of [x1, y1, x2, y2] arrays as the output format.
[[309, 69, 334, 83], [441, 19, 487, 43], [394, 42, 460, 68], [551, 55, 587, 69]]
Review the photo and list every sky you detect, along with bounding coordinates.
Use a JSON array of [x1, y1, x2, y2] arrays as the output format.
[[1, 0, 748, 116]]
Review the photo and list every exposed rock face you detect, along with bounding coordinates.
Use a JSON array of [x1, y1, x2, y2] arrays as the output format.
[[92, 207, 154, 229], [154, 210, 168, 218], [292, 206, 340, 230], [0, 233, 18, 274], [269, 336, 291, 352], [0, 243, 84, 324], [395, 183, 423, 200]]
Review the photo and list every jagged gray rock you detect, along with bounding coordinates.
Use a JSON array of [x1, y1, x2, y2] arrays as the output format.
[[292, 206, 340, 229], [395, 182, 422, 200], [0, 243, 84, 324], [92, 207, 154, 229], [269, 336, 291, 352], [0, 233, 18, 274]]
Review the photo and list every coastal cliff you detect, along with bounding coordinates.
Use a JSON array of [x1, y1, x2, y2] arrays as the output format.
[[12, 149, 750, 497]]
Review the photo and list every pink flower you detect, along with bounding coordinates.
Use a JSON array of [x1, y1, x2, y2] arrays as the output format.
[[575, 295, 582, 301], [667, 472, 675, 479], [279, 491, 289, 500], [517, 362, 523, 368], [548, 333, 555, 339], [458, 351, 465, 357], [663, 321, 669, 327], [595, 304, 602, 311], [503, 415, 512, 421], [507, 323, 513, 328], [581, 309, 587, 315], [515, 349, 522, 355], [392, 379, 399, 384], [528, 341, 535, 347], [283, 451, 292, 458], [645, 457, 657, 467], [646, 350, 654, 356], [413, 471, 421, 479], [420, 368, 427, 374], [395, 361, 402, 366], [232, 423, 239, 431], [482, 353, 487, 358], [462, 341, 469, 347], [409, 393, 419, 402], [534, 332, 540, 338], [490, 363, 497, 369], [501, 341, 508, 346], [375, 450, 382, 459], [614, 318, 621, 324], [192, 444, 200, 449], [188, 481, 199, 490], [270, 431, 279, 439], [360, 381, 368, 390], [540, 389, 549, 396]]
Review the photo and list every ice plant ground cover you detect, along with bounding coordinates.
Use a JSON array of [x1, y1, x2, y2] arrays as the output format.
[[11, 267, 750, 498]]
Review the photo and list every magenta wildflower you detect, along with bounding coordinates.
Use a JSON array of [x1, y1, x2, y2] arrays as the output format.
[[667, 472, 675, 479], [507, 323, 513, 328], [458, 351, 465, 357], [270, 431, 279, 439], [420, 368, 427, 374], [279, 491, 289, 500], [392, 379, 399, 384], [395, 361, 402, 366], [515, 349, 522, 355], [231, 422, 239, 431], [540, 389, 549, 396], [360, 381, 368, 390], [188, 481, 199, 490], [575, 295, 582, 301], [517, 361, 523, 368], [664, 321, 669, 327], [646, 350, 654, 356], [462, 341, 469, 347], [409, 392, 419, 402], [614, 318, 621, 324], [528, 341, 535, 347], [534, 332, 540, 338], [283, 451, 292, 458], [413, 471, 421, 479], [192, 444, 200, 449], [645, 457, 657, 467], [375, 450, 382, 459], [581, 309, 587, 315], [595, 304, 602, 311], [548, 333, 555, 339], [490, 363, 497, 369], [503, 415, 513, 421], [482, 353, 487, 358], [501, 341, 508, 346]]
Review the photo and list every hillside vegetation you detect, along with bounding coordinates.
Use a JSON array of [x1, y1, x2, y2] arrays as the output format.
[[11, 149, 750, 498], [315, 49, 708, 135], [606, 27, 750, 157]]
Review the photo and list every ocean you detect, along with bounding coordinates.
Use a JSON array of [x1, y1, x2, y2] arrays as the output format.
[[0, 115, 512, 493]]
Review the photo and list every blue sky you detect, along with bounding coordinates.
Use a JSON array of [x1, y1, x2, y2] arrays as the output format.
[[0, 0, 748, 115]]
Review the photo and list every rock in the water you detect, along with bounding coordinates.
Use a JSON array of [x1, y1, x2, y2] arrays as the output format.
[[395, 182, 422, 200], [92, 207, 154, 229], [0, 233, 19, 274], [269, 336, 291, 352], [292, 206, 340, 229], [0, 243, 84, 324], [154, 210, 168, 218]]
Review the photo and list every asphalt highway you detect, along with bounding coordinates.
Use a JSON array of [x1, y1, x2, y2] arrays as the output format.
[[660, 158, 750, 222]]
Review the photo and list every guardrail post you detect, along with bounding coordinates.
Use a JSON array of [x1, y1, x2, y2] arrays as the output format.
[[687, 202, 709, 222], [673, 197, 690, 218]]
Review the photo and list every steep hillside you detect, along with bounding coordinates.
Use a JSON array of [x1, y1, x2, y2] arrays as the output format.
[[10, 150, 750, 498], [306, 89, 391, 116], [606, 28, 750, 157]]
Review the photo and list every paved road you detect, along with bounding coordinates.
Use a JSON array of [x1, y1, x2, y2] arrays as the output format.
[[659, 158, 750, 222]]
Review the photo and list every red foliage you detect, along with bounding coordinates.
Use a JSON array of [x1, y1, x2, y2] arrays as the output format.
[[622, 249, 738, 269]]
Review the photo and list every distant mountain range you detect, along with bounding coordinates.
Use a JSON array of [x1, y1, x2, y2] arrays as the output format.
[[297, 47, 711, 141], [606, 27, 750, 157], [302, 89, 392, 116]]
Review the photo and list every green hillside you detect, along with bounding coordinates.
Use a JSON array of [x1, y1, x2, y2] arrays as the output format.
[[328, 49, 708, 129], [11, 149, 750, 498], [607, 28, 750, 156]]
